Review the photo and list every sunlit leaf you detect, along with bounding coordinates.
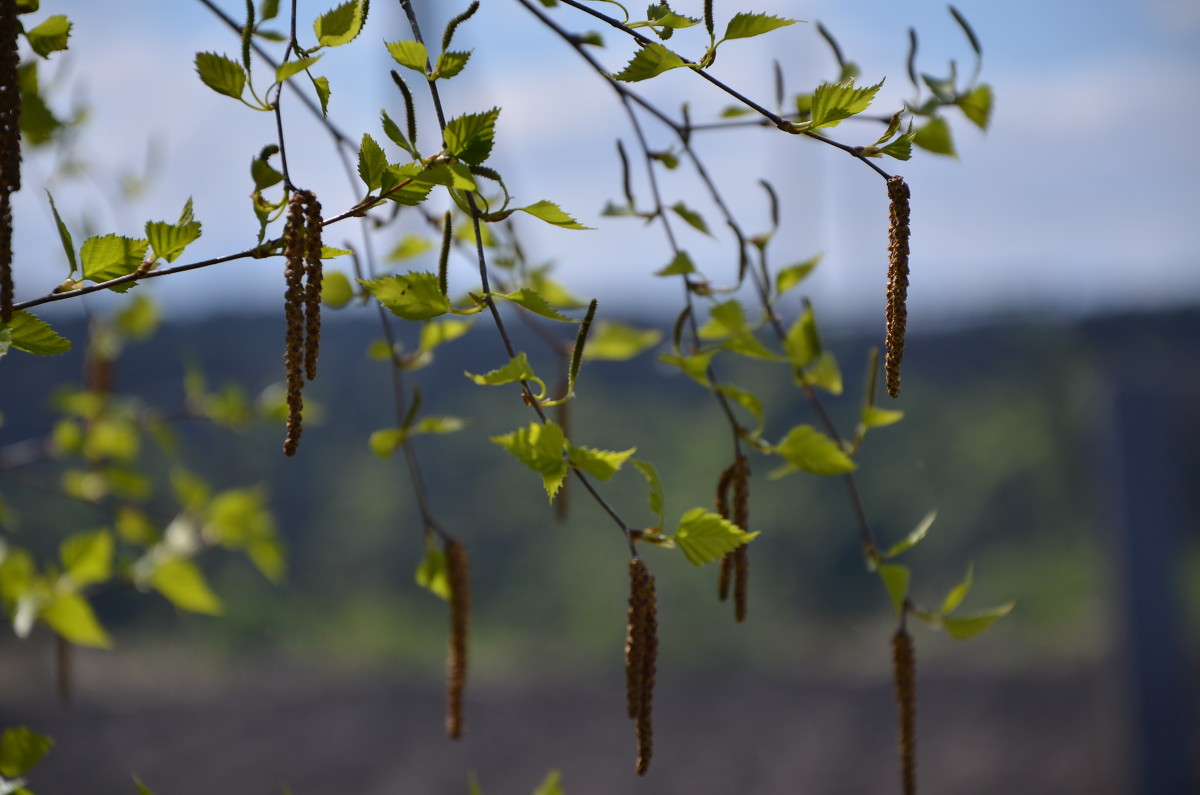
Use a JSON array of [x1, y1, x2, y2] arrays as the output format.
[[150, 558, 223, 615], [715, 383, 764, 433], [514, 200, 591, 230], [0, 726, 54, 779], [632, 460, 666, 531], [314, 0, 366, 47], [494, 288, 574, 322], [4, 311, 71, 356], [26, 14, 71, 57], [775, 255, 821, 295], [670, 202, 711, 235], [804, 350, 842, 394], [939, 563, 973, 615], [145, 198, 202, 264], [877, 563, 909, 616], [673, 507, 759, 566], [491, 421, 568, 502], [531, 770, 565, 795], [809, 78, 883, 129], [385, 39, 428, 72], [861, 405, 904, 429], [435, 50, 471, 79], [884, 510, 936, 559], [194, 52, 246, 99], [415, 540, 450, 600], [60, 530, 113, 588], [80, 234, 149, 288], [361, 272, 450, 321], [275, 55, 321, 83], [942, 602, 1015, 640], [783, 305, 821, 367], [567, 444, 636, 480], [581, 321, 661, 361], [420, 318, 474, 352], [769, 424, 856, 478], [654, 250, 695, 276], [358, 133, 388, 191], [322, 270, 354, 308], [40, 591, 112, 648], [957, 83, 993, 129], [722, 12, 796, 42], [444, 107, 500, 165], [659, 349, 716, 387], [913, 116, 956, 157], [610, 42, 685, 82]]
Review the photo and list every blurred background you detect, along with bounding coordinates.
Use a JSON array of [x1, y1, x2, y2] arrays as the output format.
[[2, 1, 1198, 793]]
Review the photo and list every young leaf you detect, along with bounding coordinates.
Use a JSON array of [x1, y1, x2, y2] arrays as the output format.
[[884, 510, 936, 559], [419, 318, 474, 352], [939, 563, 973, 615], [721, 12, 796, 42], [670, 202, 711, 235], [581, 321, 661, 361], [80, 234, 149, 286], [532, 770, 566, 795], [861, 405, 904, 429], [415, 540, 451, 600], [913, 116, 957, 157], [313, 75, 332, 116], [444, 107, 500, 165], [715, 383, 764, 434], [673, 507, 759, 566], [314, 0, 366, 47], [361, 272, 451, 321], [809, 78, 883, 129], [322, 270, 354, 308], [514, 200, 591, 230], [386, 39, 429, 72], [60, 530, 113, 588], [26, 14, 72, 58], [783, 304, 821, 367], [45, 190, 78, 275], [194, 52, 246, 100], [566, 444, 636, 480], [769, 424, 856, 478], [357, 133, 388, 190], [775, 255, 820, 295], [957, 83, 993, 130], [610, 42, 686, 82], [465, 352, 545, 398], [941, 602, 1015, 640], [275, 55, 322, 83], [659, 349, 716, 387], [380, 110, 417, 158], [631, 460, 666, 530], [145, 198, 202, 264], [494, 288, 574, 322], [150, 558, 223, 615], [876, 563, 910, 616], [434, 50, 471, 79], [654, 250, 695, 276], [490, 421, 568, 502], [5, 310, 71, 356], [40, 592, 112, 648], [0, 726, 54, 779], [804, 350, 843, 395]]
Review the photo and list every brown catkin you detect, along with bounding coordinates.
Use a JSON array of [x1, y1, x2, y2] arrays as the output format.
[[884, 176, 910, 399], [301, 191, 323, 381], [445, 539, 470, 740], [892, 628, 917, 795], [715, 463, 736, 602], [282, 194, 306, 456], [626, 559, 657, 775], [731, 456, 750, 622], [0, 0, 22, 325]]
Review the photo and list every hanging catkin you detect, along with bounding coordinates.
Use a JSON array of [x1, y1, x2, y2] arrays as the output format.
[[892, 627, 917, 795], [302, 191, 323, 381], [625, 558, 657, 775], [715, 462, 736, 602], [730, 455, 750, 622], [445, 539, 470, 740], [884, 176, 910, 399], [282, 194, 307, 456], [0, 0, 22, 325]]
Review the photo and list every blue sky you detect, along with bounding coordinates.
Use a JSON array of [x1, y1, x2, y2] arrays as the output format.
[[14, 0, 1200, 326]]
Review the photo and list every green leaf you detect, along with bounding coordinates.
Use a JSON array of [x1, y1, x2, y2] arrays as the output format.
[[654, 250, 695, 276], [809, 78, 883, 129], [861, 405, 904, 429], [369, 428, 406, 458], [275, 55, 321, 83], [386, 39, 429, 72], [673, 507, 759, 566], [804, 350, 842, 394], [434, 50, 471, 79], [465, 352, 544, 396], [531, 770, 565, 795], [491, 421, 568, 502], [939, 563, 973, 615], [379, 164, 436, 206], [581, 321, 661, 361], [145, 198, 202, 264], [721, 12, 796, 42], [0, 727, 53, 779], [26, 14, 71, 58], [884, 510, 936, 559], [313, 75, 332, 116], [314, 0, 366, 47], [60, 530, 113, 588], [150, 558, 223, 615], [415, 540, 450, 600], [769, 424, 856, 478], [413, 416, 466, 435], [40, 591, 112, 648], [260, 0, 280, 21], [783, 304, 821, 367], [722, 332, 780, 361], [134, 777, 155, 795], [80, 234, 149, 287], [659, 349, 716, 387], [514, 200, 591, 230], [251, 147, 284, 190], [194, 52, 246, 100], [941, 602, 1015, 640], [494, 288, 573, 322], [715, 383, 764, 433], [567, 444, 636, 480], [5, 311, 71, 356], [444, 107, 500, 165], [775, 255, 820, 295], [610, 42, 686, 82], [361, 272, 451, 321], [957, 83, 993, 129], [205, 488, 280, 581], [913, 116, 956, 157], [388, 232, 433, 260], [631, 460, 666, 530], [877, 563, 909, 616], [45, 190, 77, 275], [357, 133, 388, 190], [670, 202, 711, 235], [116, 293, 160, 340], [419, 318, 474, 352], [322, 270, 354, 308], [380, 110, 416, 157], [413, 162, 477, 191]]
